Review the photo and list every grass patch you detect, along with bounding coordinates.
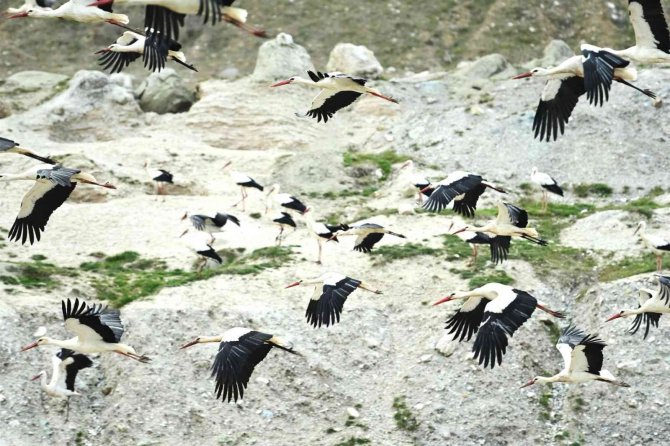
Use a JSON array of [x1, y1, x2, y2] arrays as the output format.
[[573, 183, 613, 198], [392, 396, 420, 432], [620, 196, 661, 218], [0, 261, 75, 289], [538, 390, 553, 421], [370, 243, 440, 265], [598, 255, 656, 282], [540, 319, 561, 344], [343, 150, 411, 180], [451, 268, 514, 289]]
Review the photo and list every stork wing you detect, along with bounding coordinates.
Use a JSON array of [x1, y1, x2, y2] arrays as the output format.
[[98, 47, 140, 74], [189, 215, 208, 231], [305, 90, 363, 123], [422, 172, 482, 213], [495, 202, 528, 228], [558, 325, 605, 374], [62, 298, 124, 344], [306, 276, 361, 327], [57, 349, 93, 391], [489, 236, 511, 264], [581, 47, 629, 106], [117, 31, 142, 46], [657, 275, 670, 305], [353, 232, 384, 253], [144, 5, 185, 41], [452, 183, 486, 218], [445, 296, 487, 342], [143, 32, 170, 73], [628, 0, 670, 52], [533, 76, 586, 142], [629, 290, 661, 339]]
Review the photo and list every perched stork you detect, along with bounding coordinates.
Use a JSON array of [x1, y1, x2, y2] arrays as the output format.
[[606, 274, 670, 339], [304, 212, 348, 264], [8, 0, 129, 24], [0, 137, 55, 164], [270, 71, 399, 123], [21, 298, 150, 362], [181, 232, 223, 272], [144, 161, 173, 195], [87, 0, 266, 41], [180, 327, 300, 403], [0, 164, 116, 245], [513, 55, 655, 141], [180, 211, 240, 243], [6, 0, 55, 14], [285, 272, 382, 327], [334, 223, 406, 253], [634, 221, 670, 271], [433, 283, 564, 368], [520, 325, 629, 388], [223, 161, 264, 212], [421, 171, 505, 216], [446, 221, 498, 266], [273, 212, 296, 246], [97, 31, 197, 73], [265, 184, 308, 215], [530, 167, 563, 211]]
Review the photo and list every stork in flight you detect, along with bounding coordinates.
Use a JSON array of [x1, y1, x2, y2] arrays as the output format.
[[0, 136, 55, 164], [433, 282, 564, 368], [446, 221, 498, 266], [334, 223, 406, 253], [8, 0, 129, 24], [285, 272, 382, 327], [180, 327, 300, 402], [606, 274, 670, 339], [180, 211, 240, 243], [6, 0, 54, 14], [520, 325, 630, 388], [0, 164, 116, 245], [634, 221, 670, 271], [421, 171, 506, 216], [21, 298, 151, 362], [530, 166, 563, 211], [271, 71, 399, 123]]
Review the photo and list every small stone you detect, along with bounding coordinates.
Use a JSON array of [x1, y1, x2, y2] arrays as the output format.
[[420, 354, 433, 363], [261, 409, 274, 420], [434, 334, 457, 357], [255, 377, 270, 385], [346, 407, 359, 418]]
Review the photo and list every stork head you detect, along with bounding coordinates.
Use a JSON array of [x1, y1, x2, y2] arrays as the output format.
[[512, 68, 547, 79], [605, 309, 637, 322], [633, 221, 645, 236], [270, 77, 296, 87], [20, 337, 49, 352], [179, 335, 221, 349], [531, 166, 538, 175], [519, 376, 543, 388]]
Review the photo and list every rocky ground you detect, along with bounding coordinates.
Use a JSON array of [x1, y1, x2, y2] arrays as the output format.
[[0, 34, 669, 446]]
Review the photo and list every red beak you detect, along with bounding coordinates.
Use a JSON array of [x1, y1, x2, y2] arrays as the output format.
[[179, 339, 198, 349], [270, 80, 292, 87], [519, 379, 535, 389], [31, 374, 42, 381], [605, 313, 622, 322], [285, 281, 301, 289], [452, 228, 467, 235], [433, 295, 454, 306], [88, 0, 112, 6], [8, 11, 29, 18], [419, 185, 433, 193], [512, 72, 532, 80], [20, 341, 38, 352], [95, 48, 111, 54]]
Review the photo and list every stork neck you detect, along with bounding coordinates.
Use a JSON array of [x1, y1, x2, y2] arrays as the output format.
[[45, 337, 79, 349], [199, 335, 223, 344], [38, 371, 49, 390]]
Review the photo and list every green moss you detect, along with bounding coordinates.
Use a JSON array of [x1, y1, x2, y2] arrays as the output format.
[[370, 243, 440, 265], [392, 396, 420, 432], [0, 261, 75, 289], [451, 268, 514, 289], [573, 183, 613, 198], [598, 255, 656, 282], [343, 150, 411, 180], [249, 212, 262, 219]]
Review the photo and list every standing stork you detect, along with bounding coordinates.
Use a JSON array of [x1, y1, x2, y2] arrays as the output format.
[[334, 223, 406, 253], [7, 0, 55, 14], [304, 212, 348, 264], [273, 212, 296, 246], [180, 211, 240, 243], [223, 161, 264, 212], [8, 0, 129, 24], [271, 71, 399, 123], [520, 325, 630, 388], [21, 298, 150, 362], [265, 184, 308, 215], [180, 327, 300, 403], [634, 221, 670, 271], [531, 166, 564, 211], [433, 283, 564, 368], [606, 274, 670, 338], [285, 272, 382, 327], [181, 232, 223, 272], [144, 161, 173, 195], [0, 164, 116, 245], [446, 221, 498, 266], [0, 137, 55, 164], [421, 171, 506, 216]]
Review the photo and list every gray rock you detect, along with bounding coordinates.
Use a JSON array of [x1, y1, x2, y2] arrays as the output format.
[[326, 43, 384, 78], [136, 69, 195, 114], [0, 71, 69, 112], [251, 33, 314, 82], [541, 40, 574, 66], [454, 54, 514, 80]]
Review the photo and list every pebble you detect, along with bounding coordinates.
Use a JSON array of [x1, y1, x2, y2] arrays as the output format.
[[346, 407, 359, 418], [255, 377, 270, 385], [420, 354, 433, 363]]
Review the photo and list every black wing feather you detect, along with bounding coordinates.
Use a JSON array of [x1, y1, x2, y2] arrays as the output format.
[[354, 232, 384, 253], [57, 349, 93, 391], [533, 76, 586, 142], [61, 298, 124, 343], [422, 174, 483, 213], [445, 298, 488, 342], [306, 277, 361, 327], [306, 91, 363, 123]]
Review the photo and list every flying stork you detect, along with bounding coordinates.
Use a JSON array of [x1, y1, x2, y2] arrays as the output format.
[[0, 164, 116, 245], [433, 283, 564, 368], [223, 161, 264, 212], [0, 136, 55, 164], [421, 171, 506, 216], [399, 160, 433, 204], [285, 272, 382, 327], [333, 222, 406, 253], [270, 71, 399, 123], [21, 298, 151, 362], [606, 274, 670, 339], [144, 161, 173, 195], [520, 325, 630, 388], [180, 211, 240, 243], [265, 184, 308, 215], [8, 0, 129, 25], [530, 166, 564, 211], [6, 0, 55, 14], [180, 327, 300, 402], [304, 212, 349, 264], [273, 212, 296, 246], [634, 221, 670, 271]]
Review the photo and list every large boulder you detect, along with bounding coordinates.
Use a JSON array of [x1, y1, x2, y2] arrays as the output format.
[[135, 69, 195, 114], [0, 71, 69, 113], [540, 40, 574, 66], [326, 43, 384, 78], [251, 33, 313, 82], [454, 54, 515, 80]]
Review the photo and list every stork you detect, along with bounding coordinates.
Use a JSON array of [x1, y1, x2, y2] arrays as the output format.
[[8, 0, 129, 25], [273, 212, 296, 246], [421, 171, 506, 216], [433, 283, 564, 368], [97, 31, 197, 73], [270, 71, 399, 123], [0, 136, 55, 164], [520, 325, 630, 388], [634, 221, 670, 271], [531, 166, 564, 211], [334, 223, 406, 253], [265, 184, 308, 215], [399, 160, 432, 204], [180, 232, 223, 272], [0, 164, 116, 245], [180, 327, 300, 402], [223, 161, 264, 212], [513, 55, 656, 141], [6, 0, 55, 14], [285, 272, 382, 327], [144, 161, 173, 195], [304, 212, 349, 264], [21, 298, 150, 362], [31, 349, 93, 420], [446, 221, 497, 266], [606, 274, 670, 338], [180, 211, 240, 243]]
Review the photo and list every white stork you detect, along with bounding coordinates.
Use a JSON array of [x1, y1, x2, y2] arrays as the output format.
[[634, 221, 670, 271], [446, 221, 497, 266], [180, 327, 300, 402], [520, 325, 630, 388], [270, 70, 399, 123], [433, 283, 564, 368], [0, 164, 116, 245], [304, 212, 349, 264], [181, 232, 223, 272], [0, 136, 55, 164], [334, 223, 406, 253], [265, 184, 308, 215], [6, 0, 54, 14], [97, 31, 197, 73], [21, 298, 150, 362], [399, 160, 432, 204], [223, 161, 264, 212], [530, 166, 564, 211], [421, 171, 506, 216], [180, 211, 240, 243], [513, 55, 656, 141], [285, 272, 382, 327], [144, 161, 173, 195], [273, 212, 297, 246], [606, 274, 670, 338], [8, 0, 128, 24]]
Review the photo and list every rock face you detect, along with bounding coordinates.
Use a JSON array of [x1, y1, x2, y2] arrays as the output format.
[[454, 53, 514, 79], [251, 33, 314, 82], [540, 39, 574, 66], [0, 71, 69, 113], [135, 69, 195, 114], [326, 43, 384, 78]]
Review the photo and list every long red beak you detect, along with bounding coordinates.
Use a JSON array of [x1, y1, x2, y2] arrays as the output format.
[[285, 281, 301, 289], [31, 374, 42, 381], [179, 339, 198, 349], [512, 72, 532, 80], [88, 0, 112, 7], [95, 48, 111, 54], [270, 80, 292, 87], [419, 185, 433, 193], [21, 341, 38, 352], [520, 379, 535, 388], [605, 313, 622, 322], [8, 11, 28, 18], [369, 91, 399, 104], [452, 228, 467, 235], [433, 295, 454, 306]]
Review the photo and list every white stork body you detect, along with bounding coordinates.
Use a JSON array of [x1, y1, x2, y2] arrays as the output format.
[[422, 171, 506, 216], [606, 274, 670, 338], [531, 167, 563, 211], [265, 184, 308, 215], [634, 221, 670, 271], [433, 283, 564, 368], [521, 325, 629, 387], [334, 223, 406, 253], [32, 349, 93, 399], [271, 71, 398, 123], [223, 163, 264, 211], [144, 162, 173, 195], [7, 0, 53, 14], [304, 213, 348, 264], [9, 0, 129, 24], [0, 136, 55, 164], [286, 272, 382, 327]]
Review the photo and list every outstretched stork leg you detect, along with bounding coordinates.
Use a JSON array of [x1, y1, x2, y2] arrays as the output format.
[[223, 14, 268, 38], [536, 303, 564, 318]]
